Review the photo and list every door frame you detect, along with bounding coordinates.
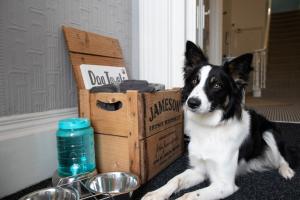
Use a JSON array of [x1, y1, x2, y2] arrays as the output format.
[[137, 0, 223, 88]]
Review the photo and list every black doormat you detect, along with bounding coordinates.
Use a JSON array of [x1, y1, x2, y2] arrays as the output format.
[[2, 123, 300, 200]]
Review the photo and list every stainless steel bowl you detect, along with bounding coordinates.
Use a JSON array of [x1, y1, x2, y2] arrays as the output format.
[[19, 187, 79, 200], [52, 169, 97, 198], [85, 172, 140, 195]]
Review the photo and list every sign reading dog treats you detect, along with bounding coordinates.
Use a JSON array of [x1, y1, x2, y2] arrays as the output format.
[[80, 64, 128, 89]]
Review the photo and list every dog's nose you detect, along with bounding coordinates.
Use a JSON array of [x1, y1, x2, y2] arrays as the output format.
[[187, 97, 201, 109]]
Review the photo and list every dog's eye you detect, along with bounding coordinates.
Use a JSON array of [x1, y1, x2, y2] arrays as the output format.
[[192, 79, 198, 86], [214, 82, 222, 89]]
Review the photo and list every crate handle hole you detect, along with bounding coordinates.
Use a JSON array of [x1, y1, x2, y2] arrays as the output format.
[[96, 100, 123, 111]]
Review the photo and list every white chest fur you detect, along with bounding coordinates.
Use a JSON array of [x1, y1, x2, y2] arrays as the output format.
[[185, 109, 250, 164]]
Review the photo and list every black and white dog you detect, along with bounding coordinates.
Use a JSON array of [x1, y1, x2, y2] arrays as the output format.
[[142, 41, 295, 200]]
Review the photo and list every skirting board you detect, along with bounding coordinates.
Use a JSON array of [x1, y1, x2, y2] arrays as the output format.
[[0, 108, 78, 198], [0, 108, 78, 141]]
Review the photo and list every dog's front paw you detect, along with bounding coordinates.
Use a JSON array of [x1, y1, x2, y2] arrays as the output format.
[[279, 164, 295, 180], [142, 191, 169, 200]]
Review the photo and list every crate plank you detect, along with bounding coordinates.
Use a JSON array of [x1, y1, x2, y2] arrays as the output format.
[[127, 91, 143, 177], [143, 90, 183, 137], [139, 140, 147, 183], [90, 92, 130, 137], [69, 53, 124, 67], [63, 26, 123, 58], [95, 134, 130, 172], [141, 123, 184, 180], [79, 89, 91, 118]]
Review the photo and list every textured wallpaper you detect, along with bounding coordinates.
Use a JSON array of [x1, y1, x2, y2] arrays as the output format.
[[0, 0, 132, 117]]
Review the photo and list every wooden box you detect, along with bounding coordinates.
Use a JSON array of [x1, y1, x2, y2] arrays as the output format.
[[63, 26, 184, 183]]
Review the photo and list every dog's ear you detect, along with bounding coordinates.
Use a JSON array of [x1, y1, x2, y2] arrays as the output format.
[[223, 53, 253, 87], [185, 41, 207, 70]]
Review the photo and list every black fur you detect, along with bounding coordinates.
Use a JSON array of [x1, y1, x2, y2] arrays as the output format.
[[182, 41, 208, 103], [223, 54, 253, 88], [238, 110, 272, 162], [182, 41, 251, 120], [238, 109, 298, 168], [205, 66, 243, 120]]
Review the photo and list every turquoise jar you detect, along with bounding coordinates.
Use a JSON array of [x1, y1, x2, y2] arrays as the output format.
[[56, 118, 96, 177]]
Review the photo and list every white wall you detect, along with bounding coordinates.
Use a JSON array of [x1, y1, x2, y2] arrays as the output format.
[[0, 108, 77, 198], [0, 131, 58, 197]]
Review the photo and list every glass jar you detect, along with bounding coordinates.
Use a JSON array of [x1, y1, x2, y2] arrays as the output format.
[[56, 118, 96, 177]]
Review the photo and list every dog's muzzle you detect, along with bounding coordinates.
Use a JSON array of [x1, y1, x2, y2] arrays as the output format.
[[187, 97, 201, 109]]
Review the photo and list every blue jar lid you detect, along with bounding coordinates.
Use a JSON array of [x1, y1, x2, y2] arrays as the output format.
[[58, 118, 90, 130]]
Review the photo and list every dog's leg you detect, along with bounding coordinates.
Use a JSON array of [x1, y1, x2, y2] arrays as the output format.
[[263, 131, 295, 179], [142, 168, 205, 200], [176, 153, 239, 200], [175, 182, 238, 200], [238, 131, 295, 180]]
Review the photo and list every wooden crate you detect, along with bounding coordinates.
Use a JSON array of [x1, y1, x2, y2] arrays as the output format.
[[63, 26, 184, 183]]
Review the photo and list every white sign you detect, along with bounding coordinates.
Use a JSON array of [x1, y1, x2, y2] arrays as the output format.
[[80, 64, 128, 89]]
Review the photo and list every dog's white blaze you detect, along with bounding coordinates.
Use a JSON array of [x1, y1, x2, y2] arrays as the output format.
[[198, 65, 211, 87], [188, 65, 212, 113]]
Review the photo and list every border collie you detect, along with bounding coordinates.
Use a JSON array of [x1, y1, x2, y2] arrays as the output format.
[[142, 41, 295, 200]]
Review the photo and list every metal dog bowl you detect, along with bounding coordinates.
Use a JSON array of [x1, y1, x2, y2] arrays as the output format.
[[19, 187, 79, 200], [52, 169, 97, 198], [85, 172, 140, 196]]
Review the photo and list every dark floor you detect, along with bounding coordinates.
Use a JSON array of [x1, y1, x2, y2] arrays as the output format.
[[246, 95, 300, 123], [2, 123, 300, 200]]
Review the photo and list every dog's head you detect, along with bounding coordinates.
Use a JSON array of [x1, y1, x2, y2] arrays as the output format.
[[182, 41, 253, 120]]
